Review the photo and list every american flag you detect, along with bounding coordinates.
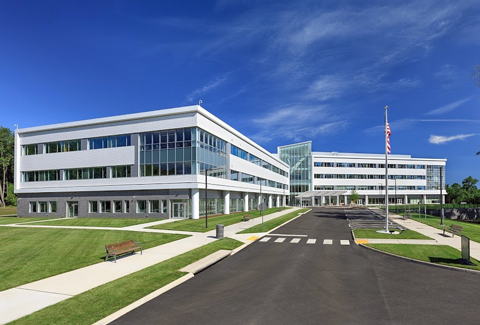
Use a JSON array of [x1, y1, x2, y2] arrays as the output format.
[[386, 122, 391, 154]]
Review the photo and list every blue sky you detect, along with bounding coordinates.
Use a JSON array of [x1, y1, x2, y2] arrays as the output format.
[[1, 0, 479, 184]]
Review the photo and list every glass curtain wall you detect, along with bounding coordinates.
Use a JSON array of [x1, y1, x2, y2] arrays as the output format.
[[426, 165, 445, 190], [140, 127, 227, 179], [278, 142, 312, 204]]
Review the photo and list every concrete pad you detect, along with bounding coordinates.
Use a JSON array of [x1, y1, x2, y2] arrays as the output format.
[[0, 288, 71, 324], [180, 250, 231, 274]]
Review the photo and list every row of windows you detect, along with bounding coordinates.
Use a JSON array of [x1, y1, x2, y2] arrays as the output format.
[[22, 135, 131, 156], [231, 170, 288, 189], [22, 166, 131, 182], [231, 145, 288, 177], [314, 174, 426, 180], [89, 135, 131, 150], [29, 201, 57, 213], [314, 162, 427, 169], [314, 185, 425, 191]]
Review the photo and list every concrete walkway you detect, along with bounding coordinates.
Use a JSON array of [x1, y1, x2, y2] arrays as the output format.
[[0, 207, 302, 324], [357, 208, 480, 261]]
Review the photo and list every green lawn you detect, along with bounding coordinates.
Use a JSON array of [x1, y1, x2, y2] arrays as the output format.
[[0, 206, 17, 216], [353, 229, 432, 240], [368, 244, 480, 271], [0, 227, 189, 291], [149, 208, 286, 232], [0, 217, 55, 225], [32, 218, 164, 228], [399, 213, 480, 244], [11, 237, 243, 325], [237, 208, 309, 234]]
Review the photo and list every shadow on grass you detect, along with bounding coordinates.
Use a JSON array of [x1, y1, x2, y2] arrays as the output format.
[[428, 256, 476, 266]]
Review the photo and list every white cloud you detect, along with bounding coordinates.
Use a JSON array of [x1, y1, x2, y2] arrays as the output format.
[[428, 134, 476, 144], [185, 77, 227, 103], [425, 98, 471, 115], [304, 75, 347, 101]]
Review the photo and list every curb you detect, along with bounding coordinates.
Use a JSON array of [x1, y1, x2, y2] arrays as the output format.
[[358, 241, 480, 275], [92, 273, 194, 325]]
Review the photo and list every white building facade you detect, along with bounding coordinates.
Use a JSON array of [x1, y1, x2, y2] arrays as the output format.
[[278, 142, 446, 206], [15, 105, 289, 219]]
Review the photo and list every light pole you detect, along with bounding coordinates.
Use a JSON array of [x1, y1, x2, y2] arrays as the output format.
[[205, 168, 208, 228], [440, 166, 444, 226]]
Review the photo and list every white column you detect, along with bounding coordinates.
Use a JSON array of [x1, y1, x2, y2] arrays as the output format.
[[336, 195, 340, 206], [276, 196, 280, 207], [283, 195, 286, 207], [423, 194, 426, 204], [365, 195, 369, 205], [191, 189, 199, 219], [258, 195, 262, 209], [404, 194, 408, 204], [244, 193, 249, 212], [268, 195, 273, 208], [344, 195, 348, 205], [224, 191, 230, 215], [321, 196, 325, 206]]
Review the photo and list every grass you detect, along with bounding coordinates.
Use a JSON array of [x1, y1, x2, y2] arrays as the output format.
[[11, 237, 243, 325], [0, 227, 189, 291], [367, 244, 480, 271], [0, 216, 55, 225], [353, 228, 432, 240], [0, 206, 17, 216], [32, 218, 164, 228], [399, 212, 480, 244], [237, 208, 309, 234], [149, 208, 287, 232]]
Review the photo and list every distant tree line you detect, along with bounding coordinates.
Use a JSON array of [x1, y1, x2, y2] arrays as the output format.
[[0, 126, 15, 207], [446, 176, 480, 205]]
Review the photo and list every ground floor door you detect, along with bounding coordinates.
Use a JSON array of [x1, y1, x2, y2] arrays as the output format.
[[67, 201, 78, 218], [172, 202, 187, 219]]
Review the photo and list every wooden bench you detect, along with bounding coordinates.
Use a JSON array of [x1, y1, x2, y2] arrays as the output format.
[[243, 214, 251, 222], [443, 224, 463, 238], [105, 240, 142, 262]]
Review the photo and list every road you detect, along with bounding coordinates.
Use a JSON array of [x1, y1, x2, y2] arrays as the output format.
[[111, 207, 480, 325]]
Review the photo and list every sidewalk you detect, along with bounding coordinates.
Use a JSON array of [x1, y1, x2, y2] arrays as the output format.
[[0, 207, 301, 324], [359, 208, 480, 261]]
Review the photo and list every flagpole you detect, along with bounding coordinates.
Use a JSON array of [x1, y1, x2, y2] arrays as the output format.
[[384, 105, 389, 233]]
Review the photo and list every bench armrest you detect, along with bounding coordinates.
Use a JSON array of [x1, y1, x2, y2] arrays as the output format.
[[134, 242, 142, 248]]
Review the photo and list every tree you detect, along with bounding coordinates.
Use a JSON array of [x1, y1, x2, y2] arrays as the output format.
[[0, 127, 14, 207], [446, 176, 480, 205], [349, 190, 360, 205]]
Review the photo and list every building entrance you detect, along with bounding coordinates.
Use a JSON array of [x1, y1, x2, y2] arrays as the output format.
[[67, 201, 78, 218], [172, 202, 187, 219]]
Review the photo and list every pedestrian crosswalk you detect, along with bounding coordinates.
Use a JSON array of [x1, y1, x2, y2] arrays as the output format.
[[258, 236, 351, 246]]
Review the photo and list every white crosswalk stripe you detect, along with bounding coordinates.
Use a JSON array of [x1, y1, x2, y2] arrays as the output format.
[[306, 239, 317, 244], [340, 240, 350, 246], [290, 238, 301, 244], [258, 237, 351, 246], [323, 239, 333, 245], [259, 237, 271, 242], [274, 238, 286, 243]]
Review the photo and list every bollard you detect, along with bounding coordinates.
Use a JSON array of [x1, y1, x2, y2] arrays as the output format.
[[216, 224, 224, 239]]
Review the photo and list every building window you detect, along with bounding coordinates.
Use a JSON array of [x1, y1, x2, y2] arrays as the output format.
[[137, 200, 146, 213], [101, 201, 111, 213], [125, 201, 130, 213], [45, 140, 81, 154], [49, 201, 57, 213], [89, 201, 98, 213], [113, 201, 122, 213], [89, 135, 131, 150], [22, 144, 38, 156], [29, 202, 37, 213], [112, 165, 131, 178], [149, 200, 160, 213], [38, 201, 48, 213], [23, 170, 61, 182], [242, 173, 254, 184], [162, 200, 167, 213]]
